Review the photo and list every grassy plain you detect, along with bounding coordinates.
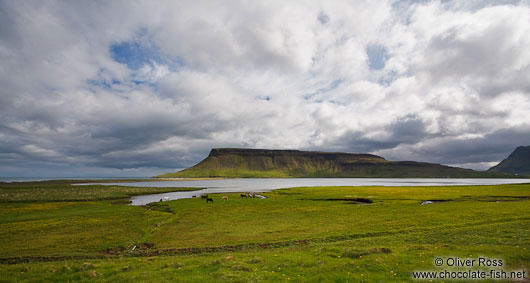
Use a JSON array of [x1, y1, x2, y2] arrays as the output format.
[[0, 180, 197, 202], [0, 181, 529, 282]]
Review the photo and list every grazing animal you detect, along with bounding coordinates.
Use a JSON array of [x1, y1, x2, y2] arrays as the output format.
[[192, 195, 196, 198], [201, 195, 208, 199], [240, 194, 247, 198], [163, 196, 170, 201], [206, 198, 213, 203], [222, 195, 228, 201]]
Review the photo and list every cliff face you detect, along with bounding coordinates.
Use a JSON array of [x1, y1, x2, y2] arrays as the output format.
[[157, 148, 511, 178], [489, 146, 530, 175]]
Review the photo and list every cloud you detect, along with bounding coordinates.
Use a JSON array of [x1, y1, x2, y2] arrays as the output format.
[[375, 125, 530, 169], [1, 0, 530, 176], [415, 4, 530, 97]]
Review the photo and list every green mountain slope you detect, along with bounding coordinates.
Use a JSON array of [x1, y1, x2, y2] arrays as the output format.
[[158, 148, 511, 178], [489, 146, 530, 175]]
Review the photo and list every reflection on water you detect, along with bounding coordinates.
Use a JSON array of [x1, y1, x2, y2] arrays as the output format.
[[92, 178, 530, 206]]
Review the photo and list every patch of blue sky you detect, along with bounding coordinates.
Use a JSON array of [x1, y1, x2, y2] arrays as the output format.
[[86, 68, 113, 90], [327, 99, 346, 106], [440, 0, 521, 8], [109, 29, 184, 72], [89, 33, 183, 90], [366, 44, 388, 70], [87, 79, 111, 89], [377, 70, 399, 86], [110, 40, 163, 70], [318, 12, 330, 24], [303, 79, 342, 101], [392, 0, 430, 7], [394, 0, 521, 12]]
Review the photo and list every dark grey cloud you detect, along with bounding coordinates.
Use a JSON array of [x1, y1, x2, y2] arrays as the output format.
[[322, 114, 429, 154], [376, 126, 530, 169], [388, 114, 427, 144], [323, 131, 401, 153]]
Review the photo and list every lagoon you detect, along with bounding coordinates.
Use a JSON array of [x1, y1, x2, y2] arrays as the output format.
[[94, 178, 530, 205]]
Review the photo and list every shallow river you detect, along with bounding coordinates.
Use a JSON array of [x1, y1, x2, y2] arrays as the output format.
[[94, 178, 530, 206]]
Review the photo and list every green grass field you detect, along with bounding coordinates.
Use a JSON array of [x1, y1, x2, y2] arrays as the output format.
[[0, 181, 529, 282]]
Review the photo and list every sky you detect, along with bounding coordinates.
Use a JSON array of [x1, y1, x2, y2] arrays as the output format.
[[1, 0, 530, 177]]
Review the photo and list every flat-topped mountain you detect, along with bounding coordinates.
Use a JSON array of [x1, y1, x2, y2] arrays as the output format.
[[488, 146, 530, 175], [157, 148, 510, 178]]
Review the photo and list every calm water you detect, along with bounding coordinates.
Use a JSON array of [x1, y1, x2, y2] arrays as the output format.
[[93, 178, 530, 206]]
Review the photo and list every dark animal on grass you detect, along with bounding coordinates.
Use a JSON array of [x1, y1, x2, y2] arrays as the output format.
[[206, 198, 213, 203], [241, 194, 248, 198], [201, 195, 208, 199]]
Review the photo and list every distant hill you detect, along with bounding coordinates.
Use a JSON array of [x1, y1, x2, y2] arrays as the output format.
[[157, 148, 511, 178], [489, 146, 530, 176]]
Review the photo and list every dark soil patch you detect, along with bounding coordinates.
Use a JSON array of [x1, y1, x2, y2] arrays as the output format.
[[461, 195, 530, 202], [0, 255, 104, 264], [100, 246, 126, 255], [306, 198, 373, 204], [146, 203, 175, 214], [130, 243, 155, 254]]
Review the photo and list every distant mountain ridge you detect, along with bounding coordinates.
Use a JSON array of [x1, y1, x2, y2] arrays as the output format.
[[157, 148, 510, 178], [489, 146, 530, 175]]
